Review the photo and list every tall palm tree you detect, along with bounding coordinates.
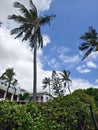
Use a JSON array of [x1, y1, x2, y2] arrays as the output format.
[[79, 26, 98, 60], [8, 0, 55, 101], [0, 68, 18, 99], [60, 70, 72, 94]]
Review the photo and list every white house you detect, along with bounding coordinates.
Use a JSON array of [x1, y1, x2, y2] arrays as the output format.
[[30, 92, 52, 102], [0, 80, 20, 101]]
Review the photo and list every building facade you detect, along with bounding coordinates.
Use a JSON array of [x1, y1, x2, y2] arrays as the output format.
[[30, 92, 52, 102], [0, 81, 20, 101]]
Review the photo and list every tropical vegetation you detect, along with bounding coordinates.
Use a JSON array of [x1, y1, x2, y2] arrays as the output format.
[[0, 0, 98, 130], [0, 88, 98, 130]]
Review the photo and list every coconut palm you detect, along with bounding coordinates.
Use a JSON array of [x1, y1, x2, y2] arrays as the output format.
[[60, 70, 72, 94], [8, 0, 55, 101], [79, 26, 98, 60], [0, 68, 18, 99]]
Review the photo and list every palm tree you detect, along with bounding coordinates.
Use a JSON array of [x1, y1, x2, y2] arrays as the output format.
[[60, 70, 72, 94], [42, 77, 51, 95], [0, 68, 18, 99], [13, 79, 18, 98], [8, 0, 55, 101], [79, 26, 98, 60]]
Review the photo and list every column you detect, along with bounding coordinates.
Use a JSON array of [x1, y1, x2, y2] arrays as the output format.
[[3, 91, 7, 100], [11, 94, 14, 101]]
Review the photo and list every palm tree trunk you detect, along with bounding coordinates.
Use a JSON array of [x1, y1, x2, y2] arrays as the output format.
[[68, 82, 71, 94], [6, 82, 10, 99], [33, 43, 37, 102], [13, 88, 16, 100], [49, 78, 51, 95]]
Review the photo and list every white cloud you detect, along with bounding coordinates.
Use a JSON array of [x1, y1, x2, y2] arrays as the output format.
[[47, 58, 60, 69], [0, 27, 51, 92], [95, 79, 98, 83], [14, 0, 52, 12], [71, 78, 98, 93], [87, 52, 98, 61], [86, 61, 97, 68], [32, 0, 52, 12], [0, 0, 52, 23], [43, 35, 50, 47], [60, 54, 80, 64], [57, 46, 70, 54], [76, 65, 91, 73], [0, 0, 53, 92]]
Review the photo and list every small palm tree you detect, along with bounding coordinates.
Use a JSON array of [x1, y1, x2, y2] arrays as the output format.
[[79, 26, 98, 60], [0, 68, 18, 99], [42, 77, 51, 95], [60, 70, 72, 94], [8, 0, 55, 101]]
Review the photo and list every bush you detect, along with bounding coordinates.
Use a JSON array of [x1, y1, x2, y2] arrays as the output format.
[[0, 91, 97, 130]]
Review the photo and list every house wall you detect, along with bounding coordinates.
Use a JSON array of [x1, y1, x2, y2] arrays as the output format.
[[36, 94, 50, 102], [0, 81, 20, 101]]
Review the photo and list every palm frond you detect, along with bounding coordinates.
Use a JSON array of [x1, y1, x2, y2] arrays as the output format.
[[37, 27, 43, 48], [29, 0, 37, 14], [22, 28, 32, 41], [79, 42, 90, 51], [15, 30, 25, 39], [82, 47, 93, 60], [11, 26, 24, 35], [30, 33, 37, 49], [80, 26, 98, 42], [42, 78, 50, 84], [10, 25, 28, 39], [42, 85, 47, 89], [13, 2, 30, 18], [39, 15, 56, 26], [8, 14, 28, 23]]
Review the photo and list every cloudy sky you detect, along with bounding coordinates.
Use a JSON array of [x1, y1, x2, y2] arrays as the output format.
[[0, 0, 98, 93]]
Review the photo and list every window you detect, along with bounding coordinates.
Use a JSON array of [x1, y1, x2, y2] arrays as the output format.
[[46, 97, 48, 101], [41, 96, 43, 102], [36, 96, 38, 101]]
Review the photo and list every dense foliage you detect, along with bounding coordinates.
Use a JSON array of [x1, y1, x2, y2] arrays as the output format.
[[0, 88, 98, 130]]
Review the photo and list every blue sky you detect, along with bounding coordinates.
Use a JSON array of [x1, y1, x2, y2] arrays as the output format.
[[40, 0, 98, 84], [0, 0, 98, 93]]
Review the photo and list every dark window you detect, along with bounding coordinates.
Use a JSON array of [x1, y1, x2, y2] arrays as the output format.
[[41, 96, 43, 102], [46, 97, 48, 101], [36, 96, 38, 101]]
